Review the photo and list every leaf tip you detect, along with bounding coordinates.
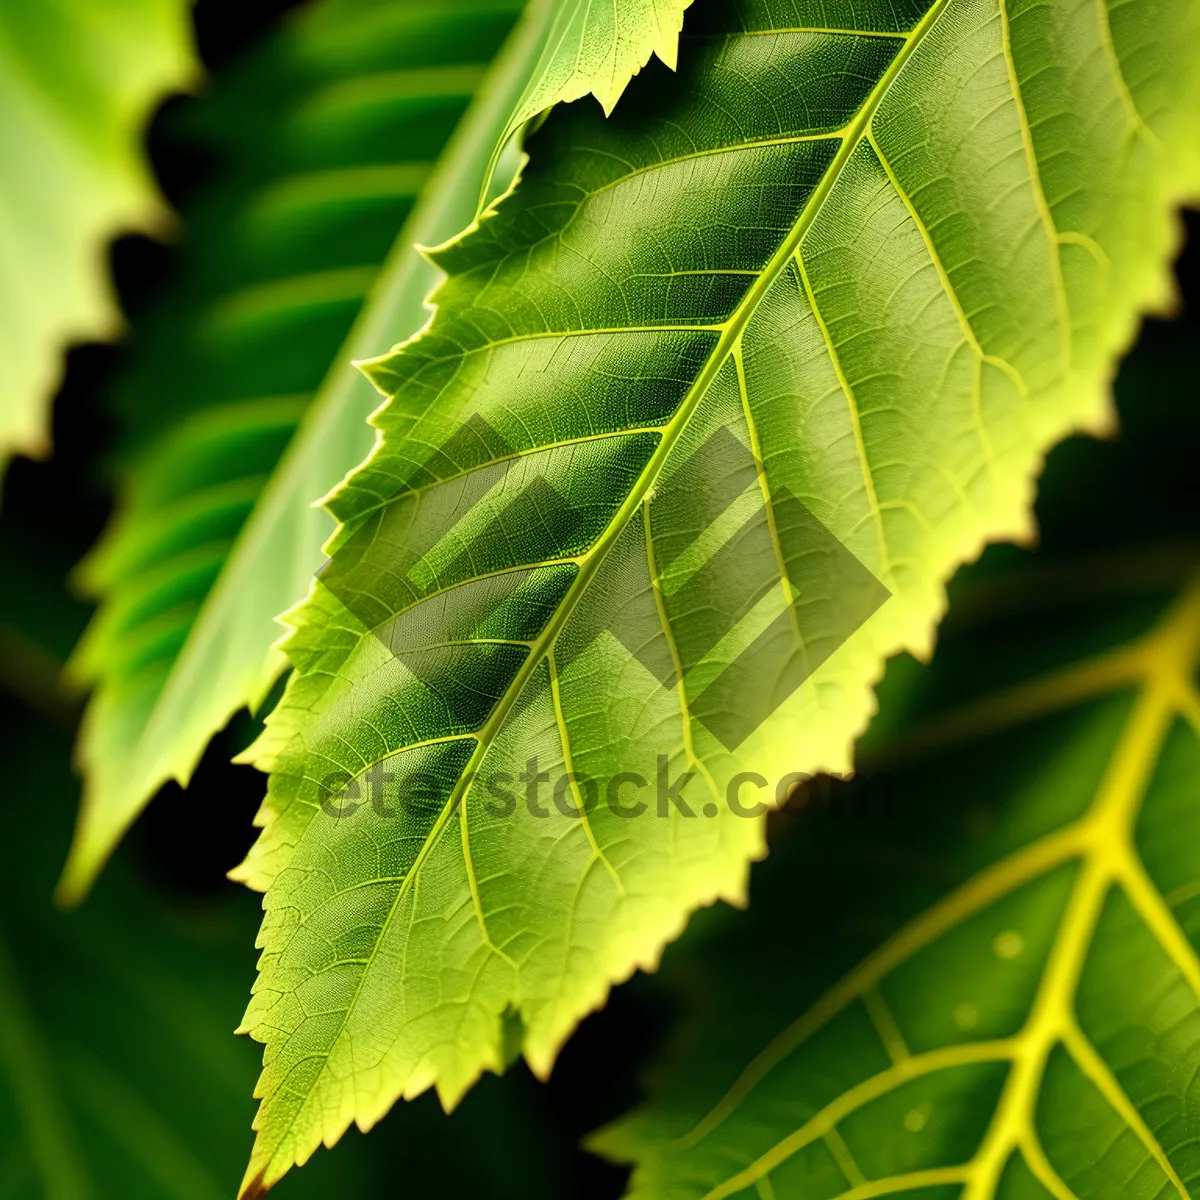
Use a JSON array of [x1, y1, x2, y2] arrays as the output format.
[[226, 857, 259, 890], [55, 825, 107, 910], [53, 875, 87, 911], [238, 1169, 270, 1200]]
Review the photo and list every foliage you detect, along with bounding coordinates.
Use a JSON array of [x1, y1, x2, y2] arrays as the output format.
[[63, 0, 695, 904], [0, 0, 194, 473], [503, 0, 694, 133], [0, 0, 1196, 1196], [597, 589, 1200, 1197], [594, 316, 1200, 1197], [234, 0, 1200, 1187], [61, 0, 526, 902]]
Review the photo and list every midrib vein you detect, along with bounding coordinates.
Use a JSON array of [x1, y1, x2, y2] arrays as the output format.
[[960, 603, 1197, 1200], [271, 0, 954, 1141]]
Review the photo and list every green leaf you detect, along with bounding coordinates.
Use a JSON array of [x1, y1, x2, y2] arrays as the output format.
[[591, 567, 1200, 1200], [0, 703, 576, 1198], [0, 0, 194, 471], [60, 0, 557, 902], [236, 0, 1200, 1188], [502, 0, 693, 131], [62, 0, 698, 904]]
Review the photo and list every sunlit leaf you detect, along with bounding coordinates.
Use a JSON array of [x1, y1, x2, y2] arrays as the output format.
[[62, 0, 700, 904], [234, 0, 1200, 1189], [504, 0, 693, 128], [0, 0, 194, 472], [593, 574, 1200, 1200]]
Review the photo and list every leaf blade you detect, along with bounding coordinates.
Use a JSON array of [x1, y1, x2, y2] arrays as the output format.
[[238, 0, 1200, 1186], [503, 0, 694, 130], [64, 0, 704, 902]]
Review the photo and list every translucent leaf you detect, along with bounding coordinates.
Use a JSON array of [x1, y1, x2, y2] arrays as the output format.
[[506, 0, 693, 124], [593, 578, 1200, 1200], [0, 0, 194, 470], [236, 0, 1200, 1189]]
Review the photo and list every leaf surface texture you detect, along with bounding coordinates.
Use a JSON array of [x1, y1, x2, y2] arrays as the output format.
[[505, 0, 694, 129], [594, 575, 1200, 1200], [238, 0, 1200, 1187]]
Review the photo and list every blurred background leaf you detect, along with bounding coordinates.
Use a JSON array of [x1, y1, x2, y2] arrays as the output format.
[[60, 0, 541, 903], [596, 584, 1200, 1199], [0, 0, 195, 475], [57, 0, 707, 907]]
